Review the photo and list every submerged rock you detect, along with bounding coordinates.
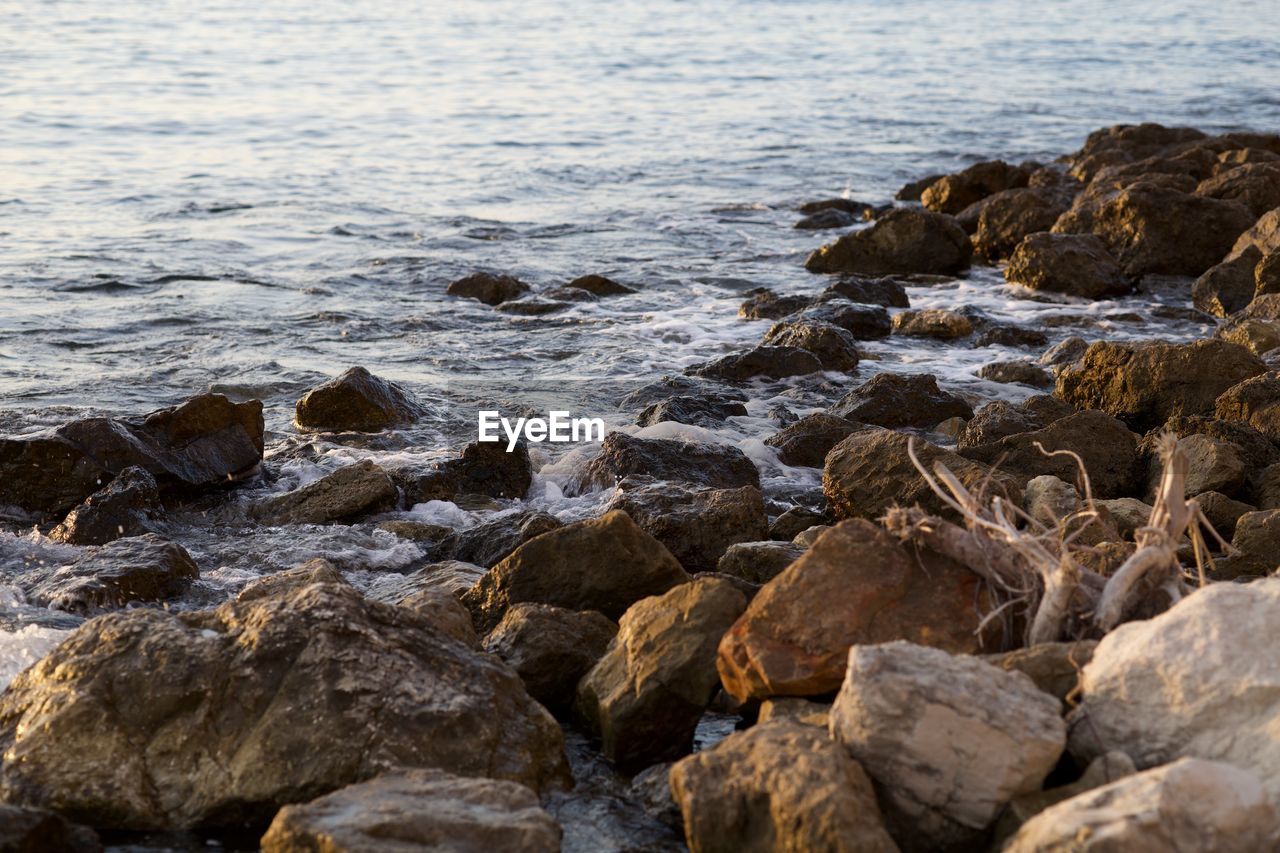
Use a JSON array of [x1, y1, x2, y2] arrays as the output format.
[[576, 432, 760, 493], [636, 394, 748, 429], [804, 208, 971, 276], [48, 466, 160, 545], [20, 533, 199, 614], [1005, 232, 1129, 299], [564, 273, 635, 295], [483, 604, 618, 714], [608, 479, 768, 573], [891, 308, 973, 339], [253, 459, 398, 526], [793, 207, 858, 229], [446, 271, 530, 305], [430, 509, 562, 568], [829, 372, 973, 429], [294, 366, 422, 432]]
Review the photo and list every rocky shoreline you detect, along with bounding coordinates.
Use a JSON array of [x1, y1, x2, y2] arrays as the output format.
[[3, 122, 1280, 850]]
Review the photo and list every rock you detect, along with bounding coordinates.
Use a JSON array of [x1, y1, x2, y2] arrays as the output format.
[[1005, 232, 1130, 299], [446, 271, 530, 305], [794, 207, 857, 229], [577, 577, 746, 770], [483, 604, 618, 713], [761, 320, 859, 371], [48, 466, 160, 545], [1022, 476, 1119, 546], [1217, 315, 1280, 355], [294, 367, 422, 432], [668, 720, 897, 853], [575, 432, 760, 493], [686, 345, 823, 381], [395, 440, 533, 504], [1214, 147, 1280, 174], [891, 308, 973, 339], [1253, 463, 1280, 509], [462, 510, 690, 633], [0, 393, 264, 516], [1215, 371, 1280, 440], [984, 641, 1098, 706], [431, 510, 563, 568], [0, 804, 101, 853], [1256, 249, 1280, 296], [756, 697, 831, 728], [1038, 336, 1088, 370], [1096, 497, 1154, 539], [993, 751, 1137, 845], [1215, 510, 1280, 577], [792, 299, 892, 339], [798, 197, 875, 216], [896, 173, 945, 201], [253, 460, 398, 526], [379, 560, 487, 600], [1195, 490, 1254, 539], [1241, 292, 1280, 320], [973, 325, 1049, 348], [824, 429, 1021, 521], [977, 360, 1053, 386], [620, 375, 749, 412], [636, 395, 748, 428], [19, 533, 199, 615], [1068, 579, 1280, 802], [1056, 339, 1265, 432], [564, 273, 635, 295], [1192, 246, 1263, 317], [1005, 759, 1279, 853], [969, 187, 1071, 261], [1157, 413, 1280, 470], [260, 769, 562, 853], [791, 525, 830, 548], [921, 160, 1030, 215], [716, 519, 997, 701], [1195, 162, 1280, 217], [1159, 432, 1247, 498], [392, 588, 480, 648], [1067, 124, 1207, 181], [768, 505, 831, 541], [830, 372, 973, 429], [764, 412, 862, 467], [820, 276, 910, 307], [238, 558, 347, 601], [737, 289, 812, 320], [829, 642, 1065, 849], [715, 541, 803, 584], [492, 296, 570, 316], [0, 578, 568, 829], [804, 208, 971, 275], [1227, 206, 1280, 260], [960, 410, 1142, 499], [1052, 184, 1255, 277], [958, 395, 1074, 448]]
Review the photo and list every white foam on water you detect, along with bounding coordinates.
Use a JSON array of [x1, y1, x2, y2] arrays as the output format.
[[0, 624, 71, 692]]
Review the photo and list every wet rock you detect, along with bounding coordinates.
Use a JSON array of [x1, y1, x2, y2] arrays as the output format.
[[766, 403, 797, 426], [294, 366, 421, 432], [737, 289, 812, 320], [792, 299, 892, 339], [1193, 246, 1264, 317], [618, 375, 748, 411], [830, 372, 973, 429], [686, 345, 822, 381], [764, 412, 862, 467], [973, 324, 1049, 348], [1005, 232, 1130, 299], [260, 769, 562, 853], [804, 208, 971, 275], [768, 505, 831, 541], [238, 558, 347, 601], [1195, 490, 1254, 540], [636, 394, 748, 428], [819, 275, 910, 307], [984, 641, 1098, 707], [576, 432, 760, 493], [577, 577, 746, 770], [483, 604, 618, 713], [253, 459, 398, 526], [824, 428, 1021, 520], [968, 187, 1070, 261], [1068, 579, 1280, 801], [891, 308, 973, 339], [493, 296, 570, 316], [0, 393, 264, 516], [1052, 184, 1255, 277], [716, 519, 996, 701], [921, 160, 1030, 215], [48, 466, 160, 545], [0, 804, 101, 853], [1214, 510, 1280, 577], [462, 510, 689, 633], [431, 509, 563, 568], [896, 173, 945, 201], [1056, 339, 1266, 432], [0, 577, 569, 829], [669, 720, 897, 853], [830, 642, 1065, 851], [379, 560, 488, 600], [446, 271, 530, 305], [960, 410, 1142, 499], [1005, 758, 1278, 853], [977, 360, 1052, 386], [1195, 162, 1280, 217], [1215, 371, 1280, 441], [958, 395, 1074, 448], [793, 207, 857, 229], [395, 440, 533, 504], [798, 197, 875, 216], [715, 541, 803, 584], [761, 320, 859, 371], [20, 533, 199, 615], [608, 479, 768, 573], [564, 273, 635, 296], [1038, 335, 1088, 370]]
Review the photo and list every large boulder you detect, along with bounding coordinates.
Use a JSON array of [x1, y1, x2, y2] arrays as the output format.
[[921, 160, 1030, 215], [252, 460, 398, 526], [294, 367, 422, 432], [48, 466, 160, 545], [1056, 339, 1266, 432], [668, 720, 898, 853], [829, 642, 1065, 850], [394, 440, 533, 504], [260, 769, 562, 853], [829, 372, 973, 429], [804, 209, 971, 276], [1195, 162, 1280, 217], [446, 272, 530, 305], [764, 412, 862, 467], [462, 510, 690, 632], [0, 393, 264, 516], [577, 577, 747, 770], [1215, 371, 1280, 441], [0, 578, 568, 829], [19, 533, 199, 614], [1004, 232, 1129, 299], [607, 479, 768, 573], [716, 519, 996, 701], [1005, 759, 1279, 853], [574, 432, 759, 493], [968, 187, 1070, 261], [482, 604, 617, 713], [761, 320, 859, 372], [1068, 579, 1280, 802]]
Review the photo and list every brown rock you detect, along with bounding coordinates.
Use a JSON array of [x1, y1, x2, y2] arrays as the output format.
[[1195, 162, 1280, 217], [564, 273, 635, 295], [575, 431, 760, 493], [636, 395, 748, 429], [483, 604, 618, 713], [252, 459, 398, 526], [737, 289, 812, 320], [764, 412, 862, 467], [793, 299, 893, 339], [0, 804, 101, 853], [1195, 491, 1255, 540], [1216, 316, 1280, 356], [394, 440, 533, 504], [1227, 206, 1280, 261], [984, 641, 1098, 706], [1256, 250, 1280, 297], [959, 395, 1075, 448], [891, 308, 973, 339], [968, 188, 1070, 261], [1216, 510, 1280, 577], [831, 372, 973, 429], [431, 510, 563, 568], [1194, 246, 1265, 317], [19, 533, 200, 615], [978, 360, 1053, 387], [820, 276, 910, 307], [805, 208, 971, 275], [1215, 372, 1280, 441], [294, 366, 421, 432], [715, 541, 804, 585], [48, 466, 160, 545], [686, 345, 822, 381], [1005, 232, 1129, 299], [921, 160, 1030, 215], [1155, 433, 1247, 499], [761, 320, 859, 371], [446, 272, 530, 305], [896, 173, 946, 201]]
